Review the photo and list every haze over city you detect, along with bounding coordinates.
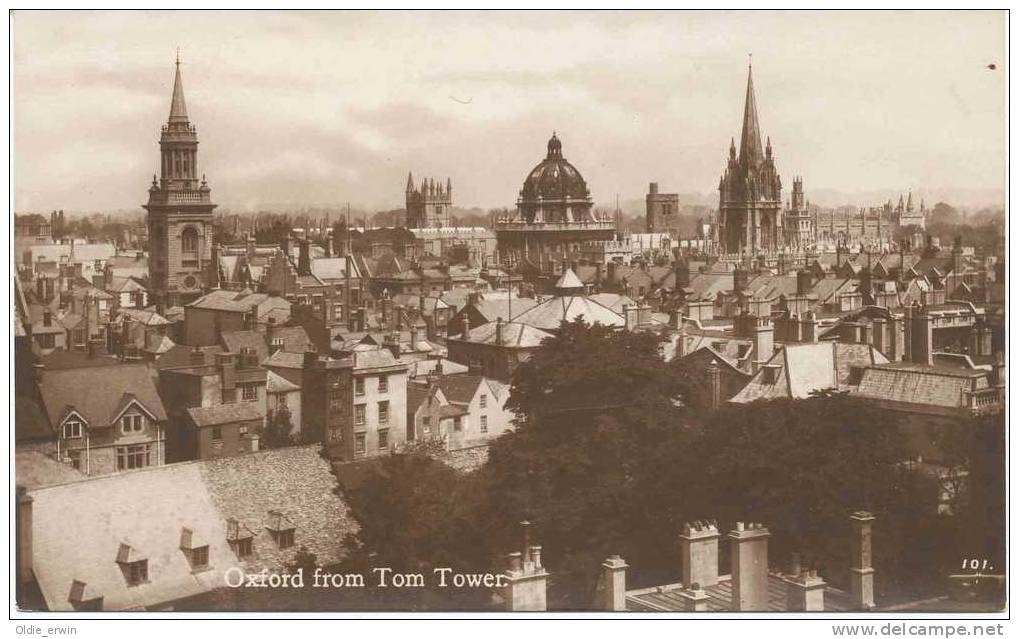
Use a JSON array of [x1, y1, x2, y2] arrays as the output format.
[[13, 10, 1006, 214]]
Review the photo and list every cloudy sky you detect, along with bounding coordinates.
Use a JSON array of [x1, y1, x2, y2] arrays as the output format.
[[13, 10, 1006, 213]]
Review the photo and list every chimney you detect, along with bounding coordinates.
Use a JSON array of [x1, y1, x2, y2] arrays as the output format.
[[675, 258, 691, 289], [622, 304, 631, 331], [802, 310, 818, 343], [302, 349, 318, 371], [907, 304, 933, 366], [680, 520, 720, 588], [733, 264, 749, 292], [600, 555, 628, 611], [495, 317, 504, 346], [16, 485, 33, 590], [297, 239, 311, 276], [729, 522, 770, 611], [246, 235, 255, 261], [410, 325, 420, 352], [707, 361, 722, 411], [849, 511, 876, 610], [887, 314, 901, 361], [753, 316, 774, 368], [42, 310, 52, 327], [796, 270, 813, 296], [36, 276, 44, 302], [462, 313, 471, 339], [501, 522, 548, 611], [217, 352, 236, 393], [267, 317, 280, 354], [189, 346, 205, 366], [784, 569, 826, 611], [872, 317, 886, 355]]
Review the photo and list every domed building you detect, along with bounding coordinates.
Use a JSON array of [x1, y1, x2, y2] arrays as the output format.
[[495, 133, 615, 272]]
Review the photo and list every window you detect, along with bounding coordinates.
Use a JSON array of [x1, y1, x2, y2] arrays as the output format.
[[121, 413, 143, 434], [378, 401, 389, 424], [355, 405, 366, 426], [480, 394, 487, 408], [222, 389, 237, 404], [355, 377, 365, 396], [239, 425, 248, 436], [276, 530, 295, 549], [116, 445, 150, 470], [68, 449, 82, 470], [63, 419, 83, 439], [241, 384, 257, 401], [188, 545, 209, 570], [231, 537, 253, 558], [378, 428, 389, 449], [378, 375, 388, 393], [211, 427, 223, 441], [481, 416, 488, 433], [453, 416, 462, 431], [181, 227, 199, 255], [355, 433, 366, 455], [124, 560, 148, 586], [38, 333, 55, 348]]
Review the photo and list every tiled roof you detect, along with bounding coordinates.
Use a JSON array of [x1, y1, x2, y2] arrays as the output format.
[[461, 320, 553, 348], [587, 293, 637, 315], [117, 308, 170, 326], [154, 344, 224, 370], [38, 364, 167, 428], [187, 403, 264, 427], [511, 295, 624, 330], [28, 444, 354, 611], [554, 268, 585, 290], [15, 448, 86, 489], [274, 326, 314, 353], [310, 257, 359, 281], [262, 349, 305, 369], [627, 573, 854, 612], [405, 357, 469, 378], [471, 298, 540, 324]]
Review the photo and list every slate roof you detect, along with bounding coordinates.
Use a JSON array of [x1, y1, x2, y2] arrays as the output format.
[[351, 348, 407, 373], [853, 363, 990, 411], [187, 403, 264, 427], [274, 326, 314, 353], [405, 357, 469, 378], [38, 364, 168, 428], [220, 330, 270, 363], [470, 298, 540, 324], [436, 375, 485, 404], [28, 444, 354, 611], [554, 268, 585, 290], [511, 295, 624, 330], [310, 257, 360, 281], [116, 308, 171, 326], [627, 573, 855, 612], [262, 350, 305, 369], [588, 292, 637, 315], [729, 342, 888, 404], [266, 370, 301, 393]]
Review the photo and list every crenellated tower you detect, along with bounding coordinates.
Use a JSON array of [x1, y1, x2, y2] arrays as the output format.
[[717, 61, 784, 255], [143, 53, 217, 308], [405, 173, 452, 228]]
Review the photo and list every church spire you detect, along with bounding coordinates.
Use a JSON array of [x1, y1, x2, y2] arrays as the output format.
[[169, 49, 189, 124], [738, 56, 764, 166]]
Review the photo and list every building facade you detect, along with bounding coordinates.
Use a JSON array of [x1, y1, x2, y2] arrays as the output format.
[[645, 182, 680, 233], [144, 56, 218, 308]]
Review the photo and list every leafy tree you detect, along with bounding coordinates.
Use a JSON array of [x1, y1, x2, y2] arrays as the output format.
[[262, 405, 295, 449]]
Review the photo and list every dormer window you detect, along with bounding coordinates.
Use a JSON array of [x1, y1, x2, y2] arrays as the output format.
[[116, 543, 149, 586], [68, 580, 103, 611], [265, 510, 296, 549], [226, 517, 255, 559], [63, 418, 83, 439], [180, 527, 211, 572], [121, 413, 144, 434], [761, 364, 781, 385]]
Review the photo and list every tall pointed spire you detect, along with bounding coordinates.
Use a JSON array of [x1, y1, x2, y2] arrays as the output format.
[[738, 56, 764, 166], [406, 172, 415, 193], [169, 49, 189, 124]]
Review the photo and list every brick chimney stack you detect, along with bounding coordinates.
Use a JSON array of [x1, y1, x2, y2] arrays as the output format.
[[729, 521, 770, 611], [297, 239, 312, 276], [681, 520, 720, 588], [600, 555, 628, 611], [501, 521, 548, 611], [850, 511, 876, 609]]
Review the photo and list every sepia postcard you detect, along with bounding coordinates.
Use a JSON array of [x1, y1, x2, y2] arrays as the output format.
[[8, 8, 1010, 633]]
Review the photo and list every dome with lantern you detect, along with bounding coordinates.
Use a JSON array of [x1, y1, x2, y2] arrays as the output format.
[[516, 133, 596, 224]]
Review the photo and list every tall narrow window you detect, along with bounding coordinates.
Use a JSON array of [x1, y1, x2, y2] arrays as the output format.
[[181, 227, 199, 257], [378, 401, 389, 424]]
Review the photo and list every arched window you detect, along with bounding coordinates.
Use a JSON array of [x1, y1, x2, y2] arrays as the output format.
[[182, 227, 199, 256]]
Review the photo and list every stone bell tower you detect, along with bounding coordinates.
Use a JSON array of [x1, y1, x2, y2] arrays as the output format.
[[144, 52, 217, 309]]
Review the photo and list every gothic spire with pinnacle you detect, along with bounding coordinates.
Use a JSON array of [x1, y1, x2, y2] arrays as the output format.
[[738, 56, 764, 166], [169, 48, 189, 124]]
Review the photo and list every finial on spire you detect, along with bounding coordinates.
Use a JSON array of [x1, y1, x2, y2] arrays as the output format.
[[748, 52, 752, 69], [176, 47, 181, 67]]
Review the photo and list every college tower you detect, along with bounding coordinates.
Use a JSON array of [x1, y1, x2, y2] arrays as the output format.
[[144, 55, 218, 308]]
